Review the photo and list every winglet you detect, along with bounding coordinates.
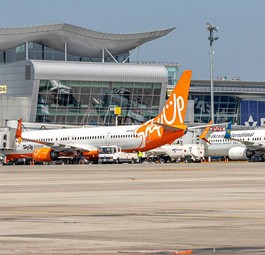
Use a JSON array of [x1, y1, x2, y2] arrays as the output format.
[[16, 118, 23, 143], [198, 120, 213, 144], [224, 122, 232, 139]]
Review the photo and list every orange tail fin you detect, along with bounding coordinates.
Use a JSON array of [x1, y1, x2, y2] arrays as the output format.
[[154, 70, 192, 126], [135, 70, 192, 150]]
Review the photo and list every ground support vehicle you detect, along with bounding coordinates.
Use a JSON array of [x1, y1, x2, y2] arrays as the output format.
[[148, 144, 206, 163], [98, 145, 138, 164]]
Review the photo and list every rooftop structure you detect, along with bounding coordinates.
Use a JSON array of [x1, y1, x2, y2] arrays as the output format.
[[0, 23, 175, 61]]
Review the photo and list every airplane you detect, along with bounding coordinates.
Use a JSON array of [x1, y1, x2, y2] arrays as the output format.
[[146, 120, 213, 163], [9, 70, 193, 163], [206, 122, 265, 161]]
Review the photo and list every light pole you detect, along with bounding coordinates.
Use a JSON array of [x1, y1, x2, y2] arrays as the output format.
[[207, 22, 219, 123]]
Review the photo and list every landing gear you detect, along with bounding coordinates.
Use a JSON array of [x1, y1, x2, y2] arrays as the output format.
[[78, 158, 85, 164], [184, 156, 193, 163]]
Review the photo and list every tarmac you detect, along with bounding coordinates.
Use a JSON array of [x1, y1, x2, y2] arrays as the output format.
[[0, 161, 265, 255]]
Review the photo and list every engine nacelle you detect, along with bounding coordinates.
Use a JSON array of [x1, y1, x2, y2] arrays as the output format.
[[32, 148, 59, 162], [228, 147, 254, 160]]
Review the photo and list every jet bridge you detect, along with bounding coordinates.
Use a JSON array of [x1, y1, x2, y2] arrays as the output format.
[[0, 120, 18, 151]]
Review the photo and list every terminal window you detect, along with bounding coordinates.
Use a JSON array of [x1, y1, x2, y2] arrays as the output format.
[[36, 79, 162, 126]]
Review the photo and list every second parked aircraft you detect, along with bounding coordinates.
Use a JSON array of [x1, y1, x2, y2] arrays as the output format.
[[206, 122, 265, 160]]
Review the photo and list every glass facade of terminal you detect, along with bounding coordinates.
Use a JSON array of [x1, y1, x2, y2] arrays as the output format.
[[0, 42, 129, 64], [189, 94, 239, 124], [37, 79, 162, 126]]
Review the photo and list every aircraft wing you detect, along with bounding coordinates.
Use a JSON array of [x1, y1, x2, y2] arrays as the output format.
[[188, 122, 226, 130], [187, 121, 227, 144], [21, 137, 97, 152], [66, 143, 98, 151], [228, 138, 265, 151]]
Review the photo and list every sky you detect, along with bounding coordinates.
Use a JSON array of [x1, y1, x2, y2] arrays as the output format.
[[1, 0, 265, 81]]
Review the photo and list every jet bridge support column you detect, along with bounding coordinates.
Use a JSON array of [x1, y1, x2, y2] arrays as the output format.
[[64, 42, 67, 61], [102, 49, 104, 62], [25, 41, 29, 60]]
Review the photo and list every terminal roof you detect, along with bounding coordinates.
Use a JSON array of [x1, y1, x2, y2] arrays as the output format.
[[0, 23, 175, 58]]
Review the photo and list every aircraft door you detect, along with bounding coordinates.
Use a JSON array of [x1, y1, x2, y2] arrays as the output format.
[[66, 136, 71, 145], [106, 132, 111, 145]]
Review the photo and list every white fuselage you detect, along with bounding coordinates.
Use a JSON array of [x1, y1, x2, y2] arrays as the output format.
[[22, 125, 143, 152]]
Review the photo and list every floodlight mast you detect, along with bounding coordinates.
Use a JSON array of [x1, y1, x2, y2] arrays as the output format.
[[207, 22, 219, 124]]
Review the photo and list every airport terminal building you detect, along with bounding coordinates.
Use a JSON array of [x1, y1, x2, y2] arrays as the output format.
[[0, 24, 179, 127], [0, 23, 265, 129], [189, 78, 265, 127]]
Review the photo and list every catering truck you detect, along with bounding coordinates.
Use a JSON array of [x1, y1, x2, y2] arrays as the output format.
[[98, 145, 138, 164]]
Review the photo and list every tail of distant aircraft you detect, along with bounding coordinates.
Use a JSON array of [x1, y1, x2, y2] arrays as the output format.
[[198, 120, 213, 144], [16, 118, 23, 143], [224, 121, 232, 139], [135, 70, 192, 150]]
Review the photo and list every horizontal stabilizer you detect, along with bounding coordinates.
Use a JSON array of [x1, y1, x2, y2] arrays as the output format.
[[188, 122, 226, 130], [154, 122, 187, 132]]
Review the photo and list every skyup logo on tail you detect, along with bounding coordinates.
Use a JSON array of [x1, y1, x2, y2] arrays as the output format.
[[135, 70, 192, 148]]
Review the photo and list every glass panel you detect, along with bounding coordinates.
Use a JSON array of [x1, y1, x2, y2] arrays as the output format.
[[0, 52, 4, 64], [70, 80, 81, 88], [91, 81, 102, 94], [133, 83, 143, 95], [36, 79, 163, 125], [153, 83, 162, 96]]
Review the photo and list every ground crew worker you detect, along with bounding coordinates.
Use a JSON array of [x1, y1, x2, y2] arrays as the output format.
[[137, 150, 143, 163]]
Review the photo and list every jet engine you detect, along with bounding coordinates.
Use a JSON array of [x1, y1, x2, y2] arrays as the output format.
[[32, 148, 59, 162], [228, 147, 254, 160]]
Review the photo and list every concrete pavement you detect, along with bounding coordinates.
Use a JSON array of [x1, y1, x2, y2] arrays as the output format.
[[0, 162, 265, 254]]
